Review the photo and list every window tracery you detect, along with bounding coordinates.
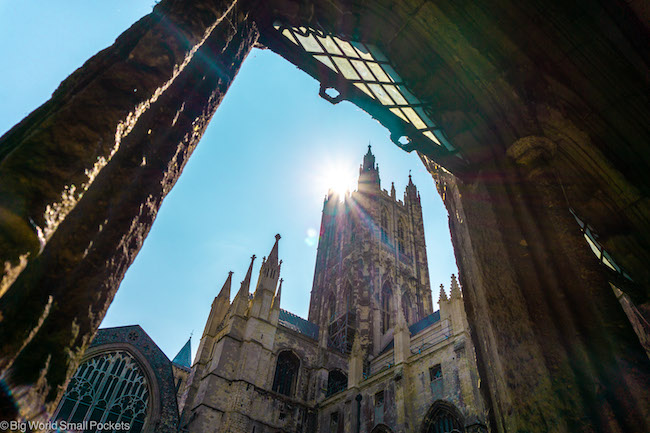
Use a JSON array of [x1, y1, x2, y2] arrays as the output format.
[[53, 351, 149, 433]]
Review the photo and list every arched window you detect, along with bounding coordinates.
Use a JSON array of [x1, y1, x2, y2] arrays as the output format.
[[381, 284, 392, 334], [272, 351, 300, 397], [402, 293, 411, 324], [53, 351, 149, 433], [397, 219, 406, 254], [380, 208, 389, 243], [421, 401, 465, 433], [328, 292, 337, 323], [326, 370, 348, 397]]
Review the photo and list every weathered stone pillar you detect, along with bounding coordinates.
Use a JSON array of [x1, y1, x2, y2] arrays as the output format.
[[0, 0, 258, 421], [428, 135, 650, 432]]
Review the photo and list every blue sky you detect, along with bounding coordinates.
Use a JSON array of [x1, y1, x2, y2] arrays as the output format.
[[0, 1, 457, 361]]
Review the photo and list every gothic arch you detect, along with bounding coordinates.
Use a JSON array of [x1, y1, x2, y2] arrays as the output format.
[[272, 350, 301, 397], [420, 400, 465, 433], [371, 424, 394, 433], [397, 217, 407, 254], [53, 343, 160, 433], [326, 369, 348, 397]]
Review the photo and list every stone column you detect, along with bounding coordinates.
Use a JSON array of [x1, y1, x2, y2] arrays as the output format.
[[0, 0, 258, 421], [430, 136, 650, 432]]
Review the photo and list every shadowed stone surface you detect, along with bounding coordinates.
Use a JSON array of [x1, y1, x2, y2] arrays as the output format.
[[0, 0, 257, 421]]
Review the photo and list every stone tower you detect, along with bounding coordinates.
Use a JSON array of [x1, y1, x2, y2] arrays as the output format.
[[307, 146, 433, 360]]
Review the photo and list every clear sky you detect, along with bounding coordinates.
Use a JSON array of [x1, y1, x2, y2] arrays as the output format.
[[0, 2, 457, 362]]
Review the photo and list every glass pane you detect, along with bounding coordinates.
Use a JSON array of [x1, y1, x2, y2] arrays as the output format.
[[295, 33, 324, 53], [333, 37, 359, 58], [423, 131, 442, 145], [333, 57, 360, 80], [602, 255, 617, 271], [314, 55, 337, 71], [415, 107, 436, 127], [368, 83, 394, 105], [584, 233, 602, 259], [390, 108, 409, 122], [354, 83, 376, 99], [351, 59, 375, 81], [318, 35, 343, 55], [381, 64, 402, 83], [383, 85, 407, 105], [367, 44, 389, 61], [281, 29, 298, 45], [368, 63, 391, 83], [398, 85, 420, 104], [351, 41, 374, 60], [402, 107, 428, 129]]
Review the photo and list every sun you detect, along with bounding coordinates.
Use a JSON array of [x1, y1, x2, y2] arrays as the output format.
[[317, 161, 357, 200]]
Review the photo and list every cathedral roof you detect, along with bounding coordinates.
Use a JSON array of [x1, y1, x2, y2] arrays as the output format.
[[409, 310, 440, 336], [379, 310, 441, 355], [172, 336, 192, 368], [278, 309, 319, 340]]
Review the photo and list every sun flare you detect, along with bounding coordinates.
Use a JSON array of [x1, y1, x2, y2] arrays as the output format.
[[317, 161, 357, 200]]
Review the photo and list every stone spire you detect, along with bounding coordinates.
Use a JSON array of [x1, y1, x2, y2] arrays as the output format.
[[391, 181, 396, 199], [203, 271, 233, 337], [450, 274, 462, 298], [217, 271, 233, 300], [272, 278, 282, 311], [172, 336, 192, 368], [270, 278, 283, 324], [358, 144, 380, 192], [439, 284, 448, 302], [232, 255, 255, 316], [405, 170, 419, 202], [252, 235, 282, 319]]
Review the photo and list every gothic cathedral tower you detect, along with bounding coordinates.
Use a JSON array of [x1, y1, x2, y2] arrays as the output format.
[[307, 146, 433, 361]]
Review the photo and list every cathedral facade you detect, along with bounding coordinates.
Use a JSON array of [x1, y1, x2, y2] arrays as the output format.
[[178, 148, 487, 433], [50, 148, 485, 433]]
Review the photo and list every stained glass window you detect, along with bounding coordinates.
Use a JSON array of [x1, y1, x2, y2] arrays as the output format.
[[53, 351, 149, 433]]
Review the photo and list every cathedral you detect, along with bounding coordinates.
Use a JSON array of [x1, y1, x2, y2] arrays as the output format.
[[51, 148, 486, 432]]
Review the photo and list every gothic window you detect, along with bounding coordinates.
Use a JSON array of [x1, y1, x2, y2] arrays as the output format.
[[328, 293, 337, 322], [421, 401, 464, 433], [380, 208, 389, 244], [374, 390, 385, 424], [53, 351, 149, 433], [397, 219, 406, 254], [329, 411, 340, 433], [326, 370, 348, 397], [402, 293, 411, 324], [429, 364, 443, 399], [381, 285, 392, 334], [272, 351, 301, 396]]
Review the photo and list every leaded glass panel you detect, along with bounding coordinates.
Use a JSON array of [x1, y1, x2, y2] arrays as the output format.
[[53, 351, 149, 433]]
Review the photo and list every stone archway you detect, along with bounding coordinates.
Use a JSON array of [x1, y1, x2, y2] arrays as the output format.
[[0, 1, 649, 431], [370, 423, 393, 433], [420, 401, 465, 433]]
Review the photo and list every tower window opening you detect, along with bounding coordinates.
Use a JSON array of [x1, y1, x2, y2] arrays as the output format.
[[381, 285, 392, 334], [381, 208, 389, 244], [272, 351, 300, 397], [397, 220, 406, 254]]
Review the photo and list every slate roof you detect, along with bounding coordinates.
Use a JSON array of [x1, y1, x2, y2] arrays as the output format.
[[279, 309, 319, 340], [409, 310, 440, 336], [378, 310, 442, 355], [172, 337, 192, 368]]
